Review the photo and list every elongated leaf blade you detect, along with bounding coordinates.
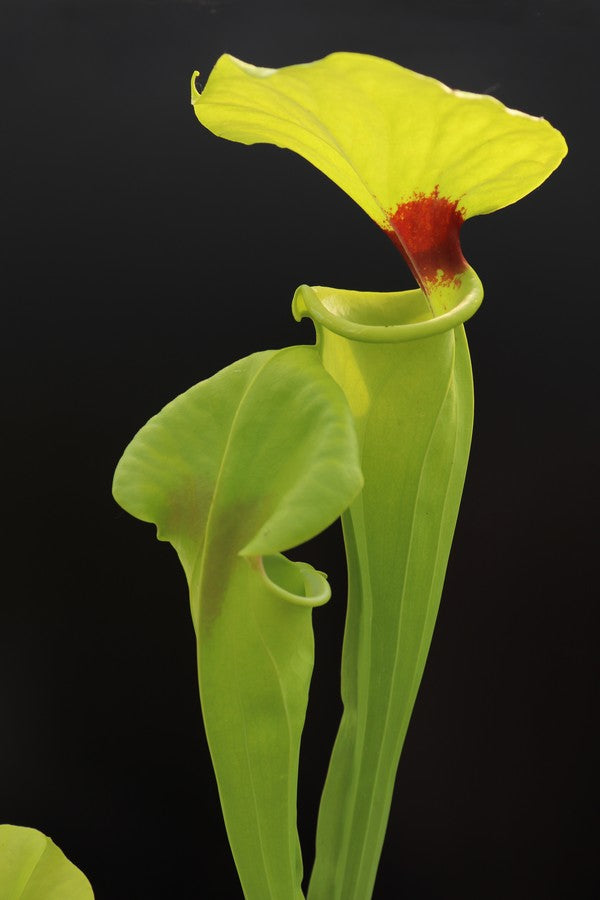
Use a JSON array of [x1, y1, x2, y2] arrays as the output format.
[[291, 283, 474, 899], [113, 345, 363, 899]]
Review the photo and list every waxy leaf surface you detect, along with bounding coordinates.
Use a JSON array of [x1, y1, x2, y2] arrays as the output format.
[[192, 52, 566, 308], [292, 284, 475, 900], [0, 825, 93, 899], [113, 346, 362, 584], [113, 346, 363, 899]]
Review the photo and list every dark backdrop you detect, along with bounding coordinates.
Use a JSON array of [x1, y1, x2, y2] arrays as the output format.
[[2, 1, 598, 897]]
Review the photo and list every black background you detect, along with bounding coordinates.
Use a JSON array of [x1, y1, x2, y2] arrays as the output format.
[[2, 1, 598, 897]]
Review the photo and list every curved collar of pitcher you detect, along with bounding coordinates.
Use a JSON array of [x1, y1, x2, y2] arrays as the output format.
[[292, 267, 482, 344]]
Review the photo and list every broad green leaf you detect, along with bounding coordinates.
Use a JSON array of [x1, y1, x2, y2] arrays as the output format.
[[0, 825, 94, 899], [113, 347, 363, 587], [192, 52, 566, 312], [113, 346, 363, 899]]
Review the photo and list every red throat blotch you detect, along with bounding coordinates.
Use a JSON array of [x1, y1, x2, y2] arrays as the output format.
[[384, 186, 467, 294]]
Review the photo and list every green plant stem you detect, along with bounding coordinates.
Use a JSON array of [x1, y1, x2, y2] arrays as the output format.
[[193, 554, 320, 900]]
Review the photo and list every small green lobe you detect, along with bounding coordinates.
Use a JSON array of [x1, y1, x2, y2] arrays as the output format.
[[0, 825, 94, 900]]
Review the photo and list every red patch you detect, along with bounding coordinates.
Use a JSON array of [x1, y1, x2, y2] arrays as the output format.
[[384, 186, 467, 292]]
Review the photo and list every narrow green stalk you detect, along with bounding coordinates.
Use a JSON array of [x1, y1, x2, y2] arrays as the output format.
[[192, 554, 320, 900]]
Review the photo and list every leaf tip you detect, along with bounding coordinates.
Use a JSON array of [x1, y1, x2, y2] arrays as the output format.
[[190, 70, 201, 104]]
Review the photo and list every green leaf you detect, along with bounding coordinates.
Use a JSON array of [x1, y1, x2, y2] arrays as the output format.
[[293, 284, 474, 900], [113, 345, 363, 899], [0, 825, 94, 899], [192, 52, 567, 312], [113, 347, 362, 582]]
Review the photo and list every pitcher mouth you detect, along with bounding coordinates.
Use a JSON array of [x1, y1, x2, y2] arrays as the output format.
[[292, 267, 483, 344]]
